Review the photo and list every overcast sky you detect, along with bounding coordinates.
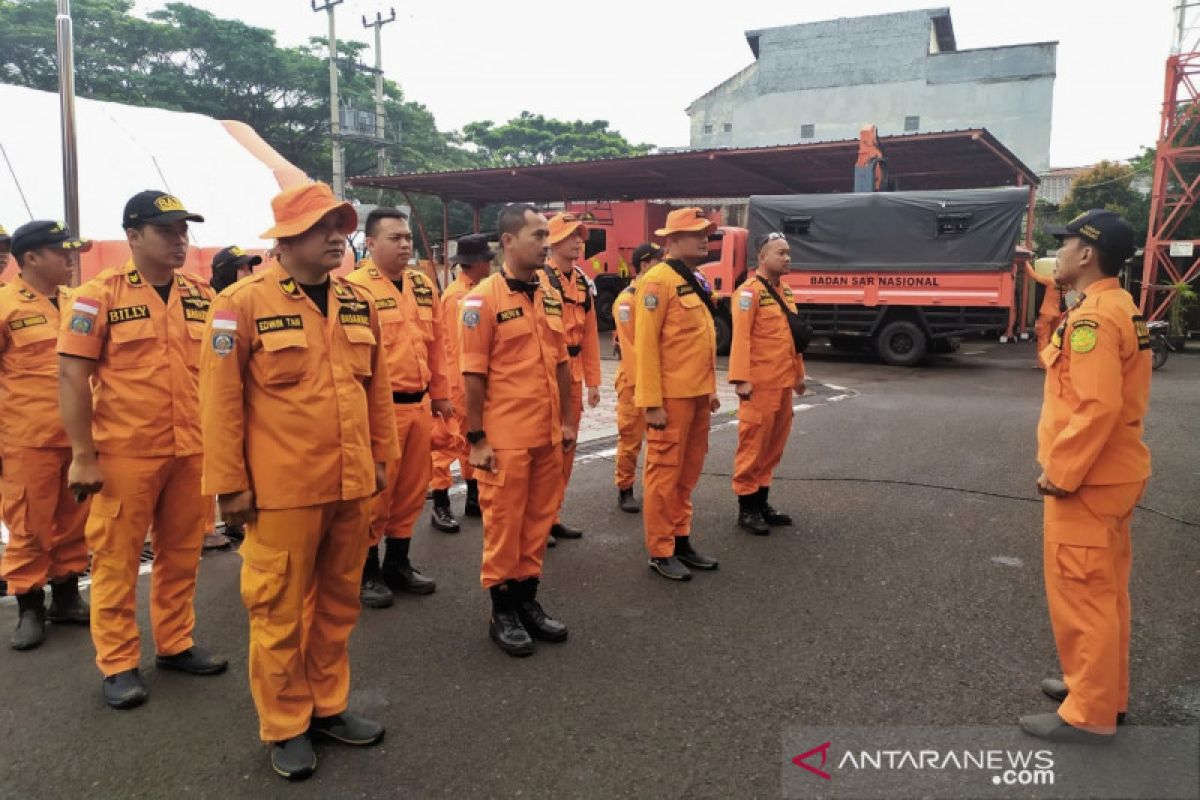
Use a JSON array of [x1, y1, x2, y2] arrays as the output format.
[[133, 0, 1173, 169]]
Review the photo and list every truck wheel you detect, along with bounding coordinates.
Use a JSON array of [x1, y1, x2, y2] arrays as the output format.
[[875, 320, 928, 366], [594, 286, 617, 332], [714, 312, 733, 356]]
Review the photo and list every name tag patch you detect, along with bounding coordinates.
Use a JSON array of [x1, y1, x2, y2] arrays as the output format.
[[108, 305, 151, 325], [256, 315, 303, 334], [375, 297, 398, 311], [338, 301, 371, 327], [9, 315, 48, 331], [497, 307, 524, 324]]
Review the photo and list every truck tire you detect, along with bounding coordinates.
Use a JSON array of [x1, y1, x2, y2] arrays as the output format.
[[594, 285, 618, 332], [715, 310, 733, 356], [875, 320, 928, 366]]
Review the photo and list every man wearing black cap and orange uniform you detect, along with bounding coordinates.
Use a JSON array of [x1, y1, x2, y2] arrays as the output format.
[[634, 208, 721, 582], [1019, 209, 1149, 744], [0, 221, 93, 651], [429, 233, 495, 526], [0, 224, 11, 282], [347, 207, 451, 608], [543, 213, 601, 544], [210, 245, 263, 294], [58, 190, 228, 710]]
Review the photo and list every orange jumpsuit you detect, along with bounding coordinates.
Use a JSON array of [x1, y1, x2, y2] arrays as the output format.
[[1027, 263, 1064, 356], [57, 264, 214, 676], [729, 274, 806, 497], [347, 260, 449, 542], [200, 263, 398, 743], [430, 271, 477, 490], [634, 260, 716, 558], [612, 280, 644, 491], [459, 272, 569, 588], [0, 278, 89, 594], [1037, 277, 1152, 734]]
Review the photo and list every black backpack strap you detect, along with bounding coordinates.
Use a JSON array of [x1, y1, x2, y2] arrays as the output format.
[[756, 275, 813, 353], [664, 259, 717, 319], [572, 266, 593, 315]]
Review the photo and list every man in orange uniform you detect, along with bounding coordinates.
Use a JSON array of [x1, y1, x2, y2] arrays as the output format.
[[729, 233, 807, 535], [0, 224, 10, 278], [201, 183, 399, 781], [634, 208, 721, 582], [59, 190, 227, 710], [461, 204, 574, 657], [0, 221, 92, 651], [347, 207, 450, 607], [1019, 209, 1149, 744], [429, 233, 495, 525], [543, 213, 601, 543], [1026, 260, 1065, 360], [611, 242, 662, 513]]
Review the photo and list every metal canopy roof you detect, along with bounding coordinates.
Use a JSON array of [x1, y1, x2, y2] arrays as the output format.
[[349, 129, 1037, 206]]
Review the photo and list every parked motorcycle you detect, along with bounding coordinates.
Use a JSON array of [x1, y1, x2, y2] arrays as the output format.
[[1148, 320, 1174, 370]]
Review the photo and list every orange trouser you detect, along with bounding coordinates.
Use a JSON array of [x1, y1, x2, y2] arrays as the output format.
[[1043, 481, 1145, 734], [430, 413, 473, 490], [371, 402, 431, 542], [613, 379, 645, 491], [240, 498, 370, 742], [642, 396, 711, 558], [0, 447, 90, 594], [477, 444, 563, 588], [1034, 314, 1059, 358], [85, 454, 207, 676], [554, 379, 584, 522], [731, 388, 794, 496]]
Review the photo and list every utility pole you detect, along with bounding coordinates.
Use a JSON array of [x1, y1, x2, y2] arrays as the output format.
[[55, 0, 81, 285], [312, 0, 346, 199], [363, 8, 396, 176]]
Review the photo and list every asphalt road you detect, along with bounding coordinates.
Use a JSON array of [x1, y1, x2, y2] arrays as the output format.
[[0, 341, 1196, 799]]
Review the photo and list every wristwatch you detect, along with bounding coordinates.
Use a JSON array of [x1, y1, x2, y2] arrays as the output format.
[[466, 430, 487, 445]]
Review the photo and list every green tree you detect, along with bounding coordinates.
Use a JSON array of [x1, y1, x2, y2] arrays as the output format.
[[1058, 161, 1149, 246], [463, 112, 652, 166]]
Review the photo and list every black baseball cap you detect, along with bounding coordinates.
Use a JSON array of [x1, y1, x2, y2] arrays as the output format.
[[122, 190, 205, 229], [9, 220, 92, 260], [0, 223, 10, 245], [1045, 209, 1136, 263], [212, 245, 263, 273], [451, 233, 495, 265], [631, 242, 662, 272]]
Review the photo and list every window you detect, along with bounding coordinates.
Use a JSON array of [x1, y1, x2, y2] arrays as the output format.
[[703, 123, 713, 134], [783, 216, 813, 236], [723, 122, 733, 133], [904, 115, 920, 132], [800, 124, 815, 139], [583, 229, 607, 261], [936, 213, 973, 236]]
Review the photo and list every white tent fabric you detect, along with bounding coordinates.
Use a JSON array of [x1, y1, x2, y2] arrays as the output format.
[[0, 83, 286, 248]]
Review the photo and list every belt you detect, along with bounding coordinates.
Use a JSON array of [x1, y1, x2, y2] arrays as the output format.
[[567, 345, 582, 357], [392, 389, 427, 404]]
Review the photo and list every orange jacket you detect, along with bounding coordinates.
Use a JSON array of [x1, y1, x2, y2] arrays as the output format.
[[199, 262, 399, 509], [0, 277, 69, 448], [612, 278, 640, 391], [633, 260, 716, 408], [545, 262, 601, 387], [1037, 278, 1151, 492], [346, 259, 449, 401], [459, 271, 569, 450], [728, 272, 805, 389], [56, 263, 212, 457], [1026, 263, 1064, 318], [439, 271, 478, 409]]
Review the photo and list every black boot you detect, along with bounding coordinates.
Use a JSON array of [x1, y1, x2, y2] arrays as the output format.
[[102, 667, 148, 709], [737, 493, 770, 536], [550, 521, 583, 540], [359, 546, 394, 609], [271, 734, 316, 781], [488, 585, 534, 657], [464, 479, 482, 518], [381, 537, 436, 595], [10, 587, 46, 651], [648, 556, 692, 581], [47, 575, 90, 624], [618, 487, 641, 513], [759, 487, 792, 526], [674, 536, 719, 570], [513, 578, 568, 642], [430, 489, 461, 533]]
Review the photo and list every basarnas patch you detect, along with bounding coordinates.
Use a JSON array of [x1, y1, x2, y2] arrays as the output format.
[[1070, 326, 1097, 353]]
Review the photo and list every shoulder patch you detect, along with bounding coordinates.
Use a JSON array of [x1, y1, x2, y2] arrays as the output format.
[[1133, 315, 1151, 350], [1069, 326, 1097, 354], [643, 292, 659, 310]]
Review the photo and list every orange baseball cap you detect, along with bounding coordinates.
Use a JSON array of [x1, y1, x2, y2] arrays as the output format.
[[260, 182, 357, 240], [547, 213, 588, 245], [654, 207, 716, 237]]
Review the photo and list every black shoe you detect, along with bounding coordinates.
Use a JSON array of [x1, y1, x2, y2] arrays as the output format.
[[488, 586, 535, 657], [48, 576, 90, 624], [102, 668, 148, 710], [311, 712, 385, 746], [430, 490, 461, 533], [1019, 712, 1114, 744], [513, 579, 568, 643], [674, 536, 718, 570], [737, 493, 770, 535], [381, 537, 437, 595], [1040, 678, 1126, 724], [649, 556, 692, 581], [759, 487, 793, 526], [271, 734, 316, 781], [618, 487, 641, 513], [11, 588, 47, 651], [155, 645, 229, 676], [546, 534, 557, 548], [550, 521, 583, 540], [360, 547, 394, 609], [464, 479, 482, 518]]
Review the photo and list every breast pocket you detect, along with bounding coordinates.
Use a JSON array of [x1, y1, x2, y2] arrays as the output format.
[[8, 323, 58, 370], [496, 316, 538, 365], [183, 323, 204, 369], [258, 329, 309, 386], [107, 319, 158, 368], [342, 324, 377, 378]]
